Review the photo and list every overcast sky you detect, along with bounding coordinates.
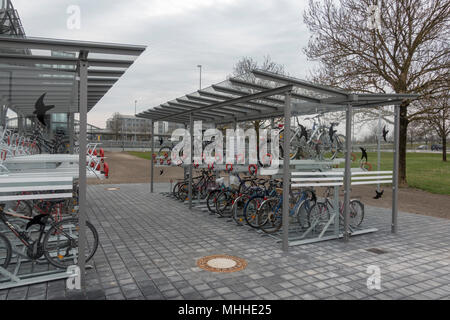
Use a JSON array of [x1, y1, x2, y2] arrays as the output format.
[[13, 0, 314, 128]]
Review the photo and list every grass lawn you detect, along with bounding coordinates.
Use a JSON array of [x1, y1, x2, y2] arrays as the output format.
[[128, 151, 153, 160], [344, 152, 450, 195], [128, 151, 450, 195]]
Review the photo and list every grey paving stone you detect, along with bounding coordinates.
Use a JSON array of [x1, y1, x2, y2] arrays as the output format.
[[2, 183, 449, 301]]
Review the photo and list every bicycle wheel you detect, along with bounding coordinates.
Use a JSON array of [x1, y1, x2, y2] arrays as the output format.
[[296, 199, 314, 229], [349, 200, 364, 228], [177, 183, 189, 201], [232, 194, 248, 226], [279, 128, 300, 160], [173, 181, 183, 198], [55, 141, 69, 154], [243, 195, 264, 228], [257, 198, 282, 234], [318, 131, 339, 160], [43, 218, 99, 269], [0, 233, 12, 269], [206, 190, 220, 213], [215, 190, 232, 217], [333, 134, 346, 159], [307, 202, 330, 233]]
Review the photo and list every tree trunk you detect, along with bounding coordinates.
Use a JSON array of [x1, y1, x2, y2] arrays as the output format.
[[443, 135, 447, 162], [398, 103, 409, 187]]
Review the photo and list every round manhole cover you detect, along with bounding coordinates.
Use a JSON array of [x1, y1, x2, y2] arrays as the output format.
[[105, 187, 120, 191], [197, 255, 247, 273]]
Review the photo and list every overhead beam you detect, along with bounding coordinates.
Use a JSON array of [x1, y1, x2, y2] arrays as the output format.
[[175, 98, 247, 116], [229, 77, 321, 103], [164, 103, 224, 120], [184, 94, 262, 114], [211, 84, 285, 106], [252, 69, 348, 98], [197, 90, 279, 111], [155, 84, 293, 121], [0, 36, 146, 56]]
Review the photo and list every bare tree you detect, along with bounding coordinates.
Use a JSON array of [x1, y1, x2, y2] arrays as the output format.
[[108, 112, 123, 140], [417, 92, 450, 161], [230, 55, 287, 159], [303, 0, 450, 186]]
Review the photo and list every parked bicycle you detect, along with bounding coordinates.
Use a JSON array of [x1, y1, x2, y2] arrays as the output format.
[[279, 114, 345, 161], [256, 186, 317, 234], [307, 187, 364, 233], [27, 127, 69, 154], [0, 200, 98, 269]]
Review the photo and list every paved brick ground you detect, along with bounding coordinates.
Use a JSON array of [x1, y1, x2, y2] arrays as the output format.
[[1, 183, 449, 300]]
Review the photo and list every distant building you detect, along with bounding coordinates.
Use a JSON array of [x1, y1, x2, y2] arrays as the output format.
[[105, 114, 184, 140]]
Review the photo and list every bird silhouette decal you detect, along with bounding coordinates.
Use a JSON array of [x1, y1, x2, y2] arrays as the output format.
[[299, 124, 308, 141], [373, 189, 384, 199], [329, 124, 337, 143], [34, 93, 55, 127], [360, 147, 368, 163], [159, 169, 164, 176], [382, 126, 389, 142], [159, 137, 163, 146]]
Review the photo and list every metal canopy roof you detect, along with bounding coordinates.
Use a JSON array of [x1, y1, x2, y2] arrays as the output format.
[[0, 36, 146, 116], [137, 69, 418, 124]]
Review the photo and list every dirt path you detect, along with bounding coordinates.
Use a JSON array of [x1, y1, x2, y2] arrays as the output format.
[[89, 151, 450, 219], [87, 151, 184, 185]]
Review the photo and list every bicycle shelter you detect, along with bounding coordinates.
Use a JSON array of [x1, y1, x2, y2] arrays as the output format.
[[0, 36, 146, 289], [137, 70, 418, 251]]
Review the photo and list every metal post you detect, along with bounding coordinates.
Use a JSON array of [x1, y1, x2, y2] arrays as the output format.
[[270, 118, 275, 129], [334, 186, 340, 236], [282, 91, 292, 252], [392, 105, 400, 233], [343, 104, 353, 242], [184, 123, 188, 180], [0, 106, 4, 129], [77, 54, 89, 290], [188, 114, 193, 210], [69, 113, 74, 154], [377, 108, 382, 192], [197, 65, 202, 90], [17, 115, 23, 134], [150, 120, 154, 193]]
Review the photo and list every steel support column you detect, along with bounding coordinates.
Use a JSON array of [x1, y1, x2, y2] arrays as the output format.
[[282, 91, 292, 252], [69, 113, 74, 154], [150, 120, 154, 193], [343, 104, 353, 242], [188, 114, 193, 210], [184, 123, 188, 180], [77, 55, 88, 290], [377, 108, 382, 192], [17, 115, 23, 134], [392, 105, 400, 233]]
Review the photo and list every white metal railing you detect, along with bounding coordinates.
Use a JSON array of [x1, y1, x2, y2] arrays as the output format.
[[0, 176, 73, 202], [291, 170, 393, 188]]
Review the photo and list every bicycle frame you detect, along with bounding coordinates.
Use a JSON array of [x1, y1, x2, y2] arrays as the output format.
[[0, 210, 46, 249]]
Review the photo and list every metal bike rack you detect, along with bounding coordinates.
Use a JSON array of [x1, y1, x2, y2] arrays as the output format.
[[286, 170, 393, 246], [140, 70, 418, 252], [0, 176, 74, 289], [0, 35, 146, 292]]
